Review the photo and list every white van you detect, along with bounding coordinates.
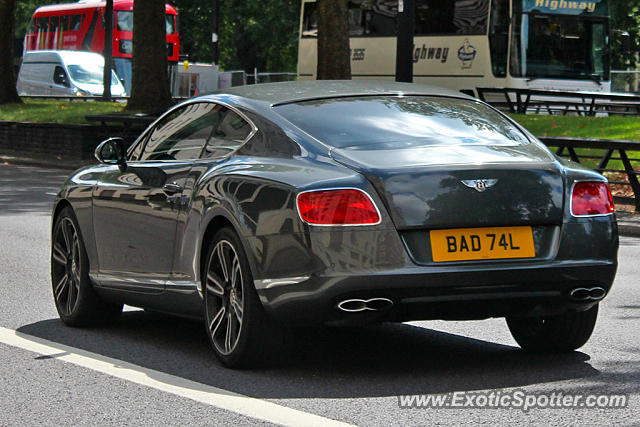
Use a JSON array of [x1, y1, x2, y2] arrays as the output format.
[[17, 51, 127, 97]]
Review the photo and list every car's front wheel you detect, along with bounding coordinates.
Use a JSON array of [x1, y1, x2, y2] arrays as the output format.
[[506, 304, 599, 352], [203, 227, 288, 368], [51, 207, 122, 326]]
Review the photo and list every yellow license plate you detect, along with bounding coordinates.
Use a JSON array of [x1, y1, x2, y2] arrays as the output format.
[[430, 226, 535, 262]]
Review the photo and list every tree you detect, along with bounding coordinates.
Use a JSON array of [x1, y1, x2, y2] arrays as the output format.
[[0, 0, 21, 104], [126, 0, 172, 112], [316, 0, 350, 79], [610, 1, 640, 69], [171, 0, 300, 72]]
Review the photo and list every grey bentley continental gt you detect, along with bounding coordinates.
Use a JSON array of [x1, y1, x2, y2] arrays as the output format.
[[51, 81, 618, 368]]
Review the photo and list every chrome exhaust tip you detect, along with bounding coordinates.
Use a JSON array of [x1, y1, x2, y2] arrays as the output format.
[[569, 287, 606, 301], [336, 297, 393, 313]]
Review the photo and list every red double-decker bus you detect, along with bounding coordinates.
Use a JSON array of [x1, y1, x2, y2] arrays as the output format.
[[24, 0, 180, 93]]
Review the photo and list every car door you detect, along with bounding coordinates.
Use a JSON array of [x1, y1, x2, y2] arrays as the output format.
[[92, 102, 220, 292]]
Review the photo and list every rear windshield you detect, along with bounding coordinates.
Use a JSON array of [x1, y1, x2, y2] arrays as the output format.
[[275, 96, 529, 149]]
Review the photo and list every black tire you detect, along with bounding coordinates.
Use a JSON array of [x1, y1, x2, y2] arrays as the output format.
[[203, 227, 289, 368], [506, 304, 599, 352], [51, 207, 123, 326]]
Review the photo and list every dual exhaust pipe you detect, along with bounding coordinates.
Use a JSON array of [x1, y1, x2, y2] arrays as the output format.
[[569, 287, 606, 302], [336, 297, 393, 313], [336, 287, 605, 312]]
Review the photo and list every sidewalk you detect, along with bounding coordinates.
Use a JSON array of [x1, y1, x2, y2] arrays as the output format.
[[615, 210, 640, 237]]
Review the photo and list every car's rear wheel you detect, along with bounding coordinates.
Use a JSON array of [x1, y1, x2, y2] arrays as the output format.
[[203, 227, 288, 368], [51, 207, 122, 326], [506, 304, 599, 352]]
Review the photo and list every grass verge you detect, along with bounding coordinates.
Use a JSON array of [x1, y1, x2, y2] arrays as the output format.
[[510, 114, 640, 140], [0, 99, 125, 124], [511, 114, 640, 197]]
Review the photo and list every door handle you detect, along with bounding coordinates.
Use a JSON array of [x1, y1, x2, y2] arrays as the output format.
[[162, 182, 183, 194]]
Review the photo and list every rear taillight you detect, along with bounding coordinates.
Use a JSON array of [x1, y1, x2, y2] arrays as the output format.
[[571, 181, 615, 216], [297, 188, 381, 225]]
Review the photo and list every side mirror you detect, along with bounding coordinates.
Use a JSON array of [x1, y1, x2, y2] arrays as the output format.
[[95, 137, 127, 167]]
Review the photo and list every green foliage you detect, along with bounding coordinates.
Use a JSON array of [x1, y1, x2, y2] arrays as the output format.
[[173, 0, 300, 72], [511, 114, 640, 140], [15, 0, 300, 73], [610, 1, 640, 69], [14, 0, 66, 40]]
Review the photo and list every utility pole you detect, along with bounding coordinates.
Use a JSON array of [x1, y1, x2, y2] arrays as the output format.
[[102, 0, 113, 101], [395, 0, 414, 83], [212, 0, 219, 65]]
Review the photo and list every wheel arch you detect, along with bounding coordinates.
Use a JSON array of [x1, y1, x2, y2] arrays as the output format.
[[52, 199, 73, 227], [198, 212, 260, 294]]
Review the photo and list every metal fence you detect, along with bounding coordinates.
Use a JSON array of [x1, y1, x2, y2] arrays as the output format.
[[540, 136, 640, 210], [246, 72, 297, 85], [611, 70, 640, 94], [477, 87, 640, 116]]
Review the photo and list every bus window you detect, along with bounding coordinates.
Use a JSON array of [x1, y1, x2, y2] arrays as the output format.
[[348, 5, 364, 36], [302, 1, 397, 38], [511, 13, 609, 81], [117, 11, 133, 31], [415, 0, 488, 36], [349, 1, 398, 36], [116, 11, 175, 34], [37, 17, 49, 32], [69, 14, 83, 31], [362, 1, 396, 36], [82, 11, 98, 51], [489, 0, 509, 77], [61, 15, 69, 31], [166, 15, 176, 35], [592, 22, 606, 77], [301, 3, 317, 37], [50, 16, 59, 32]]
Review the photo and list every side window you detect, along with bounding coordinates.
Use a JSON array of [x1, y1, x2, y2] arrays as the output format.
[[127, 134, 147, 161], [37, 17, 49, 33], [117, 11, 133, 32], [489, 0, 509, 77], [50, 16, 60, 33], [139, 103, 220, 161], [301, 3, 317, 37], [415, 0, 489, 36], [69, 14, 83, 31], [302, 1, 397, 38], [61, 15, 69, 31], [201, 108, 253, 159], [53, 66, 70, 87]]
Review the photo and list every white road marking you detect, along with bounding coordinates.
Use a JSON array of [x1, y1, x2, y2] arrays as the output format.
[[0, 326, 353, 427]]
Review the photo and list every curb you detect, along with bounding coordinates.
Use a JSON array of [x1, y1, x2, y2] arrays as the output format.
[[617, 222, 640, 238], [0, 155, 85, 171]]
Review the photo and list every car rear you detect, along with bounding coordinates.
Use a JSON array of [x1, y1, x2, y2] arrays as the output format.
[[263, 94, 617, 326]]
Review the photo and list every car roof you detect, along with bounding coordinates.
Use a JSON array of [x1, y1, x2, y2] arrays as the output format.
[[22, 50, 104, 65], [201, 80, 473, 106]]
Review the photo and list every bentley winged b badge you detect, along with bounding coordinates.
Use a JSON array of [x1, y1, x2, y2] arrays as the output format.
[[461, 179, 498, 192]]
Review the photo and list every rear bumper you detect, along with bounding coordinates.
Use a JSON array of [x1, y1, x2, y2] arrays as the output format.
[[256, 260, 617, 325], [248, 212, 618, 326]]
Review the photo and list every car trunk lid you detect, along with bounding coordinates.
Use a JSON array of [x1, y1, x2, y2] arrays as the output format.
[[330, 142, 564, 229]]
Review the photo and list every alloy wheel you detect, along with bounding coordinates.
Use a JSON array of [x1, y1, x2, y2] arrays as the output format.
[[52, 217, 81, 316], [205, 240, 244, 355]]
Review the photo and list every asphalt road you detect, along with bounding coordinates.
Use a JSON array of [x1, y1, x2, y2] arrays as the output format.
[[0, 163, 638, 426]]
